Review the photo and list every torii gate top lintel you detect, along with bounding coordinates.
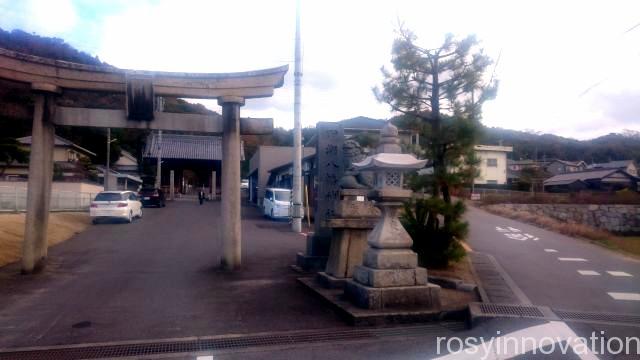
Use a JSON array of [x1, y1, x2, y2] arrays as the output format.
[[0, 47, 288, 100]]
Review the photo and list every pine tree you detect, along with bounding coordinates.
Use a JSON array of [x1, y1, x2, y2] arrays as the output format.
[[375, 29, 497, 267]]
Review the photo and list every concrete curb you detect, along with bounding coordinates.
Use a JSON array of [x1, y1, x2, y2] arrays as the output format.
[[427, 275, 478, 293]]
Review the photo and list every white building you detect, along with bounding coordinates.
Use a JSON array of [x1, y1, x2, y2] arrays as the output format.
[[474, 145, 513, 185]]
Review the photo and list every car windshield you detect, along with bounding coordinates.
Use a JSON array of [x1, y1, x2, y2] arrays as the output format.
[[274, 191, 290, 202], [95, 193, 124, 201], [139, 188, 157, 194]]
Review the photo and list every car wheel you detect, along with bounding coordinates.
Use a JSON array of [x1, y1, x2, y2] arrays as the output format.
[[270, 209, 274, 218], [92, 219, 98, 225], [138, 208, 143, 219], [127, 210, 133, 223]]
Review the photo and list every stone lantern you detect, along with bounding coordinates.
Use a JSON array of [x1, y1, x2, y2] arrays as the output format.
[[344, 122, 441, 310]]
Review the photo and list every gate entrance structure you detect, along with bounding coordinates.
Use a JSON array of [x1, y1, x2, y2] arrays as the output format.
[[0, 47, 287, 273]]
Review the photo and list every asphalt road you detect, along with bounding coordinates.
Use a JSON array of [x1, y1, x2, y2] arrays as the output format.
[[1, 201, 639, 359], [0, 200, 344, 348], [465, 205, 640, 314]]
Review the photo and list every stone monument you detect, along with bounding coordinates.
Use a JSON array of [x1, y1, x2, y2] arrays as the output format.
[[316, 138, 380, 288], [296, 122, 344, 271], [344, 122, 441, 310]]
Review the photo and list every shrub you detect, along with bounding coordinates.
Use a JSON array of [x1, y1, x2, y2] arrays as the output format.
[[401, 197, 467, 268]]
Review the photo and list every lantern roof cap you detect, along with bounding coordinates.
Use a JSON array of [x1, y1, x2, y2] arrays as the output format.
[[352, 153, 427, 171]]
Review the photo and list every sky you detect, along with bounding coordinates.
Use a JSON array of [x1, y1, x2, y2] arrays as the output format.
[[0, 0, 639, 140]]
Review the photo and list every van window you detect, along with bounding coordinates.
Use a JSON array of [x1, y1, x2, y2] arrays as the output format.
[[274, 191, 290, 202], [265, 190, 273, 201]]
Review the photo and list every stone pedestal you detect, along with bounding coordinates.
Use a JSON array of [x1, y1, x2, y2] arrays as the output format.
[[317, 189, 379, 288], [344, 189, 440, 310]]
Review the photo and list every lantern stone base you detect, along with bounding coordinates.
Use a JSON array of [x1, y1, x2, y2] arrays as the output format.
[[344, 278, 441, 310], [295, 252, 328, 272], [316, 271, 348, 289], [353, 265, 428, 287], [298, 277, 454, 326]]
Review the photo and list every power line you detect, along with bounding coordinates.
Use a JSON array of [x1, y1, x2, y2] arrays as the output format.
[[624, 21, 640, 34], [577, 19, 640, 96]]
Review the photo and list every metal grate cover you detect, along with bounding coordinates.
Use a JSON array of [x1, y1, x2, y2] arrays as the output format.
[[554, 309, 640, 325], [0, 323, 463, 360], [479, 303, 545, 318]]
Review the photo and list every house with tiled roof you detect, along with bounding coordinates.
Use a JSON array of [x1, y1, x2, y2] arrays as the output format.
[[588, 160, 638, 177], [544, 159, 587, 175], [2, 135, 96, 181], [543, 168, 639, 192]]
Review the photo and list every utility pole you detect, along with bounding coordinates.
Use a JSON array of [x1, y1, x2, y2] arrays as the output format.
[[105, 129, 118, 191], [291, 0, 303, 233], [155, 130, 162, 189], [105, 128, 110, 190]]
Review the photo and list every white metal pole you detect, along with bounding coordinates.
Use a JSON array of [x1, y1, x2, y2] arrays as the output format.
[[291, 0, 303, 233]]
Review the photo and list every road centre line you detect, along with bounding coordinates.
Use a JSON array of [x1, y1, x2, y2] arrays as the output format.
[[606, 271, 632, 277], [608, 292, 640, 301], [558, 258, 588, 262], [577, 270, 600, 276]]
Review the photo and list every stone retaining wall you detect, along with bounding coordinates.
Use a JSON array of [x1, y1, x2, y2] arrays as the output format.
[[492, 203, 640, 233]]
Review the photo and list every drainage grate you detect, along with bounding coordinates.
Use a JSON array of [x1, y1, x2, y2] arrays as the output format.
[[478, 303, 545, 318], [0, 323, 463, 360], [554, 309, 640, 325]]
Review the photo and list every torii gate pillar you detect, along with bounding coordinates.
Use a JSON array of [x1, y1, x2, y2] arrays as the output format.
[[219, 96, 244, 270], [22, 83, 59, 273]]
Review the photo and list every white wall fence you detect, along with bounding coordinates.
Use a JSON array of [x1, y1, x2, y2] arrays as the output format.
[[0, 186, 96, 212]]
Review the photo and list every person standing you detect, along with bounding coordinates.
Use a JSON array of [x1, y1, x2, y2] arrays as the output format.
[[198, 188, 204, 205]]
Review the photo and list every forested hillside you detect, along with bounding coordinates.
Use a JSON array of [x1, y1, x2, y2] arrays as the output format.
[[480, 127, 640, 163]]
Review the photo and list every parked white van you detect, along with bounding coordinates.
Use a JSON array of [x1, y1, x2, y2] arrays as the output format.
[[263, 188, 292, 218]]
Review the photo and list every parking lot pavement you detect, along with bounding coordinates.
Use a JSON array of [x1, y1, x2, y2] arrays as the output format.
[[0, 200, 345, 348]]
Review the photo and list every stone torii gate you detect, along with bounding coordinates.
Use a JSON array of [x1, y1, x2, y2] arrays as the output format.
[[0, 47, 287, 273]]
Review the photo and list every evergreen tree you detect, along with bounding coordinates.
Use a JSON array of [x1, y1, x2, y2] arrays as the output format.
[[0, 137, 29, 176], [375, 29, 497, 267]]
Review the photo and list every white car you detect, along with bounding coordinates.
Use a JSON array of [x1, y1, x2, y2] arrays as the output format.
[[263, 188, 292, 218], [90, 191, 143, 224], [241, 179, 249, 189]]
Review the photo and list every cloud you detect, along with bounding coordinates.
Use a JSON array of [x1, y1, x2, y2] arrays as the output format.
[[2, 0, 640, 139], [24, 0, 78, 35]]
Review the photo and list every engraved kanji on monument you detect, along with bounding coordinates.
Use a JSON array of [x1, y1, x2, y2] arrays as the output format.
[[296, 122, 344, 271]]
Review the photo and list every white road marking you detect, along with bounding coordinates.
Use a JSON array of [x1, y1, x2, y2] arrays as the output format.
[[504, 233, 528, 241], [577, 270, 600, 276], [496, 227, 508, 232], [558, 257, 588, 262], [196, 356, 214, 360], [524, 233, 534, 238], [608, 292, 640, 301], [533, 237, 539, 241], [507, 227, 521, 232], [433, 320, 598, 360], [606, 271, 632, 277], [544, 249, 558, 252]]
